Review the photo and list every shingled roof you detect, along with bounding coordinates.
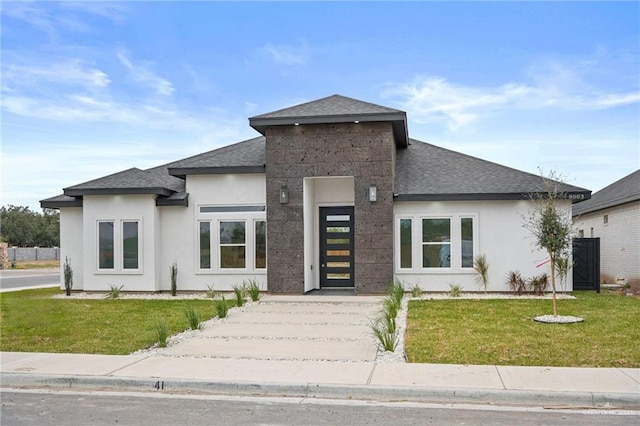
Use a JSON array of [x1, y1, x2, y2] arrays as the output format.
[[168, 136, 265, 178], [572, 169, 640, 216], [395, 139, 590, 201], [249, 94, 409, 147]]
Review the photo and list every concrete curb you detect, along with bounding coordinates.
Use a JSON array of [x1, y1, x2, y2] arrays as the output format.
[[2, 373, 638, 409]]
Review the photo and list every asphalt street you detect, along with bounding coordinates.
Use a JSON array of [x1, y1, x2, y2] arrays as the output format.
[[0, 270, 59, 291], [2, 390, 638, 426]]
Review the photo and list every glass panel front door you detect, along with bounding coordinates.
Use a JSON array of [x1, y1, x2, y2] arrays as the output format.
[[320, 207, 354, 288]]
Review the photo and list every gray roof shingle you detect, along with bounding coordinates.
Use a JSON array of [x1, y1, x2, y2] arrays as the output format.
[[572, 169, 640, 216], [249, 94, 409, 147], [64, 168, 174, 196], [395, 139, 589, 201], [168, 136, 265, 177]]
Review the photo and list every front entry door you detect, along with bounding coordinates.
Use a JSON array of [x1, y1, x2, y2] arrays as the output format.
[[319, 207, 355, 288]]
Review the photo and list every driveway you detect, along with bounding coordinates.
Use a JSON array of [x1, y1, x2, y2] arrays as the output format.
[[164, 295, 383, 362]]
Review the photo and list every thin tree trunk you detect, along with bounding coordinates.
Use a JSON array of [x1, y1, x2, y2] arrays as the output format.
[[549, 252, 557, 317]]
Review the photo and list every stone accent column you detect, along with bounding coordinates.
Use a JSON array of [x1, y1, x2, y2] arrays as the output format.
[[0, 242, 8, 270], [266, 122, 395, 294]]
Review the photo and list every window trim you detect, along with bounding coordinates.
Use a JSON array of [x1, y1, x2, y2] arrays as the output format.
[[96, 219, 143, 274], [395, 213, 478, 274], [195, 205, 267, 274]]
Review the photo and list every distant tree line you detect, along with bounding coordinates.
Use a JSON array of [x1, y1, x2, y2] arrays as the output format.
[[0, 205, 60, 247]]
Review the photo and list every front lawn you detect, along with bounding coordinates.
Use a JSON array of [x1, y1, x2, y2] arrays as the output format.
[[405, 291, 640, 367], [0, 288, 226, 355]]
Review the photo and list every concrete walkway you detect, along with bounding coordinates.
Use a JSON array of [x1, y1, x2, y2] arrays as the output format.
[[1, 295, 639, 408]]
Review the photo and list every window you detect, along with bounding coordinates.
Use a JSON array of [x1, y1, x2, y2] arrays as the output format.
[[122, 221, 139, 269], [578, 229, 584, 238], [199, 222, 211, 269], [422, 218, 451, 268], [97, 220, 140, 271], [98, 221, 114, 269], [220, 221, 246, 269], [255, 220, 266, 269], [461, 217, 473, 268], [603, 214, 608, 225], [399, 218, 412, 268]]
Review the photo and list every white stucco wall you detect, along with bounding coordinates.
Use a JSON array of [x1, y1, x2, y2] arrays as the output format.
[[157, 173, 268, 291], [393, 200, 573, 292], [59, 207, 84, 290], [573, 200, 640, 285], [82, 194, 158, 292]]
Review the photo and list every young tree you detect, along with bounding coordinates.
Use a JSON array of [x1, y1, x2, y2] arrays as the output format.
[[523, 171, 574, 316]]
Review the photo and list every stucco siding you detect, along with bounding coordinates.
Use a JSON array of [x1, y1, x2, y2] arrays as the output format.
[[59, 207, 84, 290], [574, 200, 640, 285], [82, 195, 158, 292], [393, 200, 572, 292]]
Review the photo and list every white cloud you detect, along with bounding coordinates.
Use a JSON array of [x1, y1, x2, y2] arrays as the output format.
[[261, 41, 309, 66], [116, 50, 175, 96], [3, 61, 110, 90], [383, 59, 639, 131]]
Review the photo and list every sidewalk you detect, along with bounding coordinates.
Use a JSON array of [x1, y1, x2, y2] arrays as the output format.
[[1, 294, 638, 408], [1, 352, 638, 408]]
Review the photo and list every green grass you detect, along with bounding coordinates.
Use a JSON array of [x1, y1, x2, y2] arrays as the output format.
[[0, 288, 233, 355], [405, 292, 640, 367]]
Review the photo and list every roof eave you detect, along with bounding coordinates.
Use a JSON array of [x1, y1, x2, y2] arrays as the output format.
[[64, 188, 173, 197], [249, 112, 408, 147], [40, 198, 83, 209], [168, 165, 266, 178], [156, 193, 189, 207], [394, 190, 591, 202]]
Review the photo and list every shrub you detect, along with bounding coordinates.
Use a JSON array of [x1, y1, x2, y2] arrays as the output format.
[[528, 274, 549, 296], [245, 279, 260, 302], [184, 307, 201, 330], [388, 279, 404, 306], [232, 284, 246, 307], [473, 254, 490, 293], [214, 296, 229, 318], [105, 284, 123, 299], [155, 319, 168, 347], [382, 295, 400, 320], [206, 284, 216, 299], [170, 261, 178, 296], [448, 283, 462, 297], [63, 256, 73, 296], [506, 271, 527, 295], [369, 317, 398, 352], [410, 283, 422, 298]]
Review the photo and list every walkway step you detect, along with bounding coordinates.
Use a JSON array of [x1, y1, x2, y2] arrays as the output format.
[[223, 312, 372, 325], [200, 323, 371, 340], [164, 338, 378, 361]]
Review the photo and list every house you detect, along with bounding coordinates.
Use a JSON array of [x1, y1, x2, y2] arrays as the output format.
[[41, 95, 590, 294], [573, 170, 640, 286]]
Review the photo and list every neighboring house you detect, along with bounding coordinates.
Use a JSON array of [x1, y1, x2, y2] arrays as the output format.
[[573, 170, 640, 286], [41, 95, 590, 294]]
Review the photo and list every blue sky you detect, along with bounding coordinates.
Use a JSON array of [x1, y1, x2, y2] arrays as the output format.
[[2, 1, 639, 211]]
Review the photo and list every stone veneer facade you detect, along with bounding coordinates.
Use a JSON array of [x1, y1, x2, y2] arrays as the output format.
[[265, 122, 396, 294]]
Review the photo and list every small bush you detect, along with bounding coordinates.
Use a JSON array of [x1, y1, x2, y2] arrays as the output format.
[[369, 317, 398, 352], [155, 319, 168, 348], [105, 284, 123, 299], [410, 283, 422, 298], [448, 283, 462, 297], [528, 274, 549, 296], [63, 257, 73, 296], [245, 279, 261, 302], [506, 271, 527, 295], [184, 307, 201, 330], [214, 296, 229, 318], [170, 261, 178, 296], [206, 284, 216, 299], [382, 296, 400, 320], [388, 280, 405, 306], [232, 284, 246, 307], [473, 254, 490, 293]]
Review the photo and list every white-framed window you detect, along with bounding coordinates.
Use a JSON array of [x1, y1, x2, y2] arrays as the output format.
[[97, 220, 141, 272], [197, 205, 266, 273], [395, 214, 477, 273]]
